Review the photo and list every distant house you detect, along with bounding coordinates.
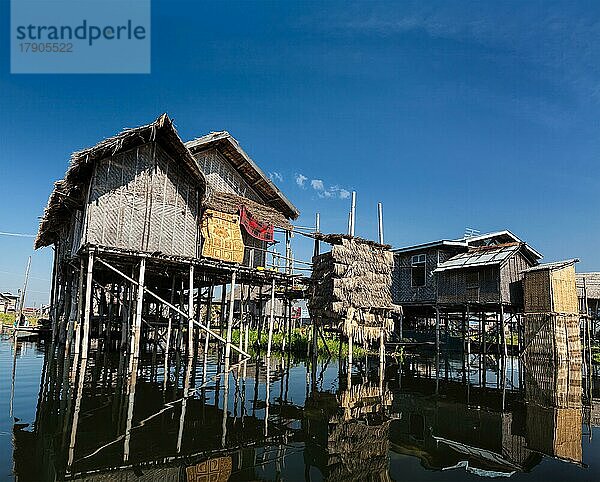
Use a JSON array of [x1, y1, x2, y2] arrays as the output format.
[[0, 292, 19, 313], [577, 272, 600, 318], [393, 231, 542, 314], [435, 242, 541, 308]]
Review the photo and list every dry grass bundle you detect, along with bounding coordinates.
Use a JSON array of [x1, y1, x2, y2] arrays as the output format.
[[203, 190, 292, 230], [309, 237, 401, 343]]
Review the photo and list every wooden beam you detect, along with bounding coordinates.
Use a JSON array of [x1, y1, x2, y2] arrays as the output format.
[[96, 257, 250, 358]]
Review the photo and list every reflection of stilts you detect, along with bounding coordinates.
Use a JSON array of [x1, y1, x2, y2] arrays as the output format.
[[123, 357, 138, 462], [264, 357, 271, 437], [68, 356, 88, 469], [9, 336, 17, 418], [177, 354, 194, 453]]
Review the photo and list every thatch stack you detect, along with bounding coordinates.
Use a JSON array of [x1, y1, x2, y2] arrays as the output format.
[[309, 236, 400, 343], [326, 419, 392, 482]]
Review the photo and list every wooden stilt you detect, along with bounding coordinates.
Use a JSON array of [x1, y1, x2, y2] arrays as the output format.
[[163, 275, 176, 389], [267, 278, 276, 358], [188, 265, 195, 357], [128, 258, 146, 374], [225, 271, 237, 361], [81, 251, 95, 360]]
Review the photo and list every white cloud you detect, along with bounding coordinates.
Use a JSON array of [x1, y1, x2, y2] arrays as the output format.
[[269, 171, 283, 183], [311, 179, 324, 191], [295, 173, 308, 188], [295, 174, 351, 200], [339, 189, 351, 199]]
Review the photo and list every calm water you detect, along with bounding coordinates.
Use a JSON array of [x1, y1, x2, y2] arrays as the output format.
[[1, 334, 599, 481]]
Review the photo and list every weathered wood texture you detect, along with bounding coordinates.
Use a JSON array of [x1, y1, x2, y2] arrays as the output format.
[[436, 251, 533, 307], [392, 247, 461, 304], [85, 143, 200, 257], [437, 266, 500, 305]]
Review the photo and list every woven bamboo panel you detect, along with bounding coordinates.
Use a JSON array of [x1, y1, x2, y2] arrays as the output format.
[[524, 359, 582, 408], [524, 270, 551, 313], [523, 313, 581, 362], [551, 265, 579, 314], [86, 143, 200, 257], [525, 266, 578, 314]]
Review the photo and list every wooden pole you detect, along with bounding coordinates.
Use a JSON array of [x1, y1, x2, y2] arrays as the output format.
[[128, 258, 146, 373], [95, 258, 249, 357], [81, 251, 95, 360], [188, 265, 195, 357], [313, 213, 320, 258], [377, 202, 384, 245], [379, 327, 385, 368], [204, 284, 214, 354], [349, 191, 356, 237], [435, 306, 440, 354], [219, 284, 227, 338], [16, 256, 31, 327], [225, 271, 237, 361], [163, 275, 176, 388], [267, 278, 276, 358]]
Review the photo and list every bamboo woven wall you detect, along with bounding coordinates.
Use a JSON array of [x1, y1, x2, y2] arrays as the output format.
[[194, 148, 262, 202], [524, 270, 551, 313], [524, 266, 578, 314], [85, 143, 200, 258], [523, 313, 581, 362], [524, 356, 582, 463], [551, 266, 579, 314]]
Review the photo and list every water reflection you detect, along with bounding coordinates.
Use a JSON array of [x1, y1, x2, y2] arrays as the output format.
[[2, 337, 599, 481]]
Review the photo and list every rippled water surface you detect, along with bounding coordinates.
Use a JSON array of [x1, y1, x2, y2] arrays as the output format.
[[1, 334, 599, 481]]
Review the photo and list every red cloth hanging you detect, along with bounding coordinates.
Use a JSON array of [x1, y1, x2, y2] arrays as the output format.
[[239, 205, 274, 242]]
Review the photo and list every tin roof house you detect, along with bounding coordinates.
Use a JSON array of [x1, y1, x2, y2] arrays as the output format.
[[393, 231, 542, 316]]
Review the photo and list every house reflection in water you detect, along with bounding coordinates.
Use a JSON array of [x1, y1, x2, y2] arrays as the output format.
[[303, 377, 394, 481], [387, 356, 585, 478], [8, 339, 593, 481]]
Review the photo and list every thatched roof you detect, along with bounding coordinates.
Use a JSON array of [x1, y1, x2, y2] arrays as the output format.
[[35, 114, 205, 249], [313, 232, 391, 249], [186, 131, 299, 220], [203, 190, 292, 230]]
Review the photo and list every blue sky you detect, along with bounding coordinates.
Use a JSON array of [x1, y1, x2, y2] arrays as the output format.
[[1, 1, 600, 305]]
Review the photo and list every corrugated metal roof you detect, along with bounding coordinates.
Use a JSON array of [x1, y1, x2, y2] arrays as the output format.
[[434, 244, 521, 272]]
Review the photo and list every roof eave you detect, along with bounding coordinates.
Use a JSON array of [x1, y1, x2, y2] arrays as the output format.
[[186, 133, 299, 220], [393, 240, 467, 254]]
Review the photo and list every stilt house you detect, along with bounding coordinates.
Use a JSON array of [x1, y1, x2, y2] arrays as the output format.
[[35, 114, 299, 354], [392, 231, 542, 316]]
